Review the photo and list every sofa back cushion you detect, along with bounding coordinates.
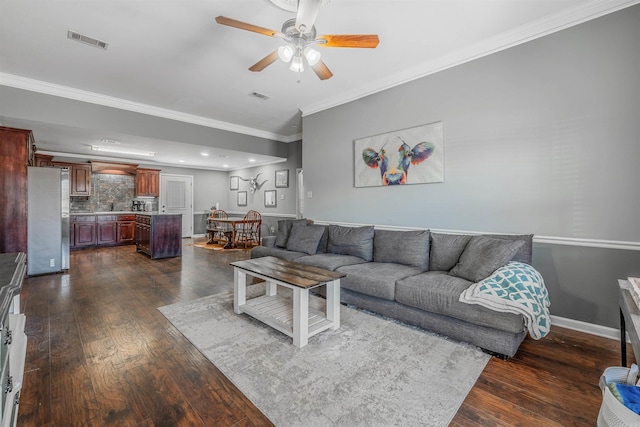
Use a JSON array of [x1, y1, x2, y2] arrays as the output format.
[[449, 235, 524, 283], [286, 222, 326, 255], [429, 233, 472, 271], [482, 234, 534, 264], [275, 219, 308, 248], [327, 225, 375, 261], [373, 229, 430, 270]]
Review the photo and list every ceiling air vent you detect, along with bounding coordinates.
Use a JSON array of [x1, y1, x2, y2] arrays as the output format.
[[67, 30, 109, 50], [250, 92, 270, 100]]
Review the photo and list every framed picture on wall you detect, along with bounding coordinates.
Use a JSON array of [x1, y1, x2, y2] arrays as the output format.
[[275, 169, 289, 188], [264, 190, 277, 207], [230, 176, 239, 190], [237, 191, 247, 206]]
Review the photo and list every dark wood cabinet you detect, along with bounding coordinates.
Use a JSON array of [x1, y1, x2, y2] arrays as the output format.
[[97, 215, 117, 245], [71, 216, 96, 248], [34, 153, 54, 167], [53, 162, 92, 196], [135, 168, 160, 197], [135, 214, 182, 259], [0, 126, 33, 253], [117, 215, 136, 244]]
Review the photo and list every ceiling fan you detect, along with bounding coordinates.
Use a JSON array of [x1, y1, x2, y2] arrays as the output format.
[[215, 0, 379, 80]]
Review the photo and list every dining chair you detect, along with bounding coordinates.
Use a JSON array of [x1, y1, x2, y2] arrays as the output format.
[[235, 210, 261, 248], [207, 209, 229, 244]]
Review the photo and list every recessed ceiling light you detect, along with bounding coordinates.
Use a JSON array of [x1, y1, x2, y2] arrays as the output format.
[[90, 145, 155, 157], [249, 158, 256, 162], [201, 152, 209, 156], [223, 164, 229, 168], [179, 160, 185, 163]]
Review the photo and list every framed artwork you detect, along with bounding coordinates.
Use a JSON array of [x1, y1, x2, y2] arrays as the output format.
[[237, 191, 247, 206], [230, 176, 239, 190], [275, 169, 289, 188], [264, 190, 277, 207], [354, 121, 444, 187]]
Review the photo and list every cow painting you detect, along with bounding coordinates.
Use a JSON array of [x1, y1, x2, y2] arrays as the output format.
[[362, 139, 435, 185], [354, 122, 444, 188]]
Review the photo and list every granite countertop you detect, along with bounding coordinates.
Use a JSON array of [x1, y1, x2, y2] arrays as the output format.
[[71, 211, 158, 215]]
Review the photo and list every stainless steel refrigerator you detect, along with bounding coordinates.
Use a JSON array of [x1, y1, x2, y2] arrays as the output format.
[[27, 167, 70, 275]]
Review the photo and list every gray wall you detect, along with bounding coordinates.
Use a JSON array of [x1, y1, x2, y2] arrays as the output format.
[[225, 140, 302, 216], [302, 6, 640, 329]]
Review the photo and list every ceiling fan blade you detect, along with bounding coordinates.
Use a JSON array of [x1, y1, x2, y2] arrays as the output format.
[[295, 0, 322, 34], [249, 51, 279, 72], [317, 34, 380, 48], [311, 59, 333, 80], [215, 16, 282, 38]]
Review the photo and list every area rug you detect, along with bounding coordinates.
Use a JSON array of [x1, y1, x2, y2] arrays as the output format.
[[158, 284, 490, 426], [188, 241, 252, 252]]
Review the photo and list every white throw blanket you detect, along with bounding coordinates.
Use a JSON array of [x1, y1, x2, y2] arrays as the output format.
[[459, 261, 551, 339]]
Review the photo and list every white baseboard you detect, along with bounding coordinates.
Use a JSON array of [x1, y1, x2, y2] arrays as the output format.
[[551, 315, 621, 341]]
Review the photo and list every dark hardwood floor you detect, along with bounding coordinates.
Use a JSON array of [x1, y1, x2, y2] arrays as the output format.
[[17, 239, 630, 426]]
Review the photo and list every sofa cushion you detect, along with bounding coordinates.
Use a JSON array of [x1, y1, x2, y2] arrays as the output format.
[[449, 235, 524, 283], [295, 253, 367, 271], [274, 219, 308, 248], [327, 225, 375, 261], [373, 229, 430, 270], [338, 262, 424, 301], [395, 271, 525, 334], [285, 223, 325, 255], [429, 233, 472, 271], [250, 245, 307, 261], [483, 234, 534, 264]]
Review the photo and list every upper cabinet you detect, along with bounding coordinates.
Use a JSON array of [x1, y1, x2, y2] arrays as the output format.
[[0, 126, 33, 253], [136, 168, 160, 197], [34, 153, 54, 167], [53, 162, 92, 196]]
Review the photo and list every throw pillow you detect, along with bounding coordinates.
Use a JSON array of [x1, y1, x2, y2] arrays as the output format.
[[429, 233, 472, 271], [373, 229, 430, 270], [286, 223, 325, 255], [274, 219, 307, 248], [449, 235, 524, 283], [327, 225, 375, 261]]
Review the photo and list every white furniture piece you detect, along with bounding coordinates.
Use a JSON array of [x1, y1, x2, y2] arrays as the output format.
[[231, 256, 345, 348]]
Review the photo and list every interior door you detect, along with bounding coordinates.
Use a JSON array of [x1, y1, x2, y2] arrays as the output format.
[[160, 174, 193, 238]]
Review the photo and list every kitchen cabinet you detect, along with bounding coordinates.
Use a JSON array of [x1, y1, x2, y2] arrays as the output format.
[[0, 126, 34, 253], [34, 153, 54, 167], [97, 215, 117, 245], [53, 162, 92, 196], [0, 253, 27, 427], [135, 168, 160, 197], [135, 214, 182, 259], [117, 215, 136, 244], [71, 215, 96, 249]]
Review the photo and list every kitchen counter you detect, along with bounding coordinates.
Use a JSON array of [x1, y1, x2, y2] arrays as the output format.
[[71, 211, 159, 215]]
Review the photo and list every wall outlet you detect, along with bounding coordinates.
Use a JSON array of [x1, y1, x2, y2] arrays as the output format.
[[270, 226, 275, 233], [49, 258, 55, 267]]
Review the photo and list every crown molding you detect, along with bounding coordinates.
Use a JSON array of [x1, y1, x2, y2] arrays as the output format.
[[0, 72, 299, 143], [300, 0, 640, 117]]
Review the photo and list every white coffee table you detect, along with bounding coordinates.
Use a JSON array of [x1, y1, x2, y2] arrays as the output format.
[[231, 256, 345, 348]]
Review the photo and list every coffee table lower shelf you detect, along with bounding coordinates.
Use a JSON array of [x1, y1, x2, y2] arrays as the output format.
[[240, 294, 335, 340]]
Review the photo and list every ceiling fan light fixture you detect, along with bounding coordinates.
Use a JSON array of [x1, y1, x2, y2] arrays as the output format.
[[304, 47, 321, 66], [290, 56, 304, 72], [278, 45, 294, 62]]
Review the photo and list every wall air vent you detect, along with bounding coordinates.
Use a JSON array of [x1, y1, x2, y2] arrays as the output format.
[[67, 30, 109, 50], [250, 92, 270, 100]]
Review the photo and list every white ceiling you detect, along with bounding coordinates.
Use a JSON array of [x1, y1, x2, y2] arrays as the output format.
[[0, 0, 636, 170]]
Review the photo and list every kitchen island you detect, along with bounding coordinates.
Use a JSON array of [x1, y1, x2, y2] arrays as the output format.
[[135, 213, 182, 259]]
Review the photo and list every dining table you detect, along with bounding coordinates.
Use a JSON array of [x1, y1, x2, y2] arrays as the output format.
[[208, 217, 261, 249]]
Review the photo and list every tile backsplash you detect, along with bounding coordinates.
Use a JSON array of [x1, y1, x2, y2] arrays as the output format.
[[70, 173, 157, 212]]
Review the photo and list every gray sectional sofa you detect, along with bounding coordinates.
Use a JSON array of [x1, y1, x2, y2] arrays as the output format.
[[251, 219, 534, 358]]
